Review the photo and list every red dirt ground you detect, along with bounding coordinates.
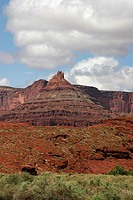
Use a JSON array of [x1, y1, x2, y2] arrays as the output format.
[[0, 116, 132, 174]]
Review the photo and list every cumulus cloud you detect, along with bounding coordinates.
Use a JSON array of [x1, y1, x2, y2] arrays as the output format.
[[0, 78, 10, 86], [65, 57, 133, 91], [5, 0, 133, 69], [0, 52, 14, 64]]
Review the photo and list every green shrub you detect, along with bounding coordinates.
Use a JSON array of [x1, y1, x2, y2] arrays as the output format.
[[129, 170, 133, 176], [0, 172, 132, 200], [107, 165, 131, 176], [92, 193, 104, 200], [90, 179, 94, 185], [103, 190, 121, 200], [0, 184, 15, 200], [4, 173, 19, 185], [14, 181, 33, 200], [89, 177, 101, 186], [18, 172, 34, 183]]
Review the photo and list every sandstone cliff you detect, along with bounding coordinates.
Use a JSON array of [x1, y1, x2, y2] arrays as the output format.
[[0, 71, 132, 126], [0, 71, 112, 126], [76, 85, 133, 115], [0, 79, 47, 114]]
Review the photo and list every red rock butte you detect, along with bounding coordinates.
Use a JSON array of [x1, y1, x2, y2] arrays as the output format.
[[0, 71, 132, 126], [46, 71, 71, 89]]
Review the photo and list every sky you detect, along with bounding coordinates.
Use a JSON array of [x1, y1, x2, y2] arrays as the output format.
[[0, 0, 133, 91]]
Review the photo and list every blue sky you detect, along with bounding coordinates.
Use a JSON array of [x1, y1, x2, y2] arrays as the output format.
[[0, 0, 61, 87], [0, 0, 133, 91], [0, 0, 54, 87]]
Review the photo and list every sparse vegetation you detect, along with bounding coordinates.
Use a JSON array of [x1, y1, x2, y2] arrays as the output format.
[[0, 116, 132, 174], [107, 165, 133, 176], [0, 117, 132, 199], [0, 172, 132, 200]]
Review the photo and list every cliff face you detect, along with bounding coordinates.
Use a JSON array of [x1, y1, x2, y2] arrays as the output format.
[[0, 71, 112, 126], [0, 71, 132, 126], [0, 80, 47, 114], [76, 85, 133, 115], [0, 87, 21, 113], [100, 91, 133, 114]]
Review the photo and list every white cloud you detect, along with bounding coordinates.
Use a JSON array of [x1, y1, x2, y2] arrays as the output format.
[[5, 0, 133, 69], [65, 57, 133, 91], [0, 52, 14, 64], [0, 78, 10, 86]]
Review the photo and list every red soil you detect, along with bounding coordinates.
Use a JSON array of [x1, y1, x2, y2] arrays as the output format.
[[0, 116, 132, 174]]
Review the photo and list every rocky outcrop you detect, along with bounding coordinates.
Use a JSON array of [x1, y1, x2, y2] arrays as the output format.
[[0, 71, 112, 126], [0, 86, 21, 113], [0, 116, 132, 174], [100, 91, 133, 114], [76, 85, 133, 115], [95, 148, 131, 159], [0, 71, 132, 126], [0, 79, 47, 114], [21, 164, 38, 175]]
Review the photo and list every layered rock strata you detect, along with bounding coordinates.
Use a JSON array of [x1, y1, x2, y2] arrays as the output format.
[[0, 72, 112, 126], [76, 85, 133, 115], [0, 71, 132, 126], [0, 80, 47, 113]]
